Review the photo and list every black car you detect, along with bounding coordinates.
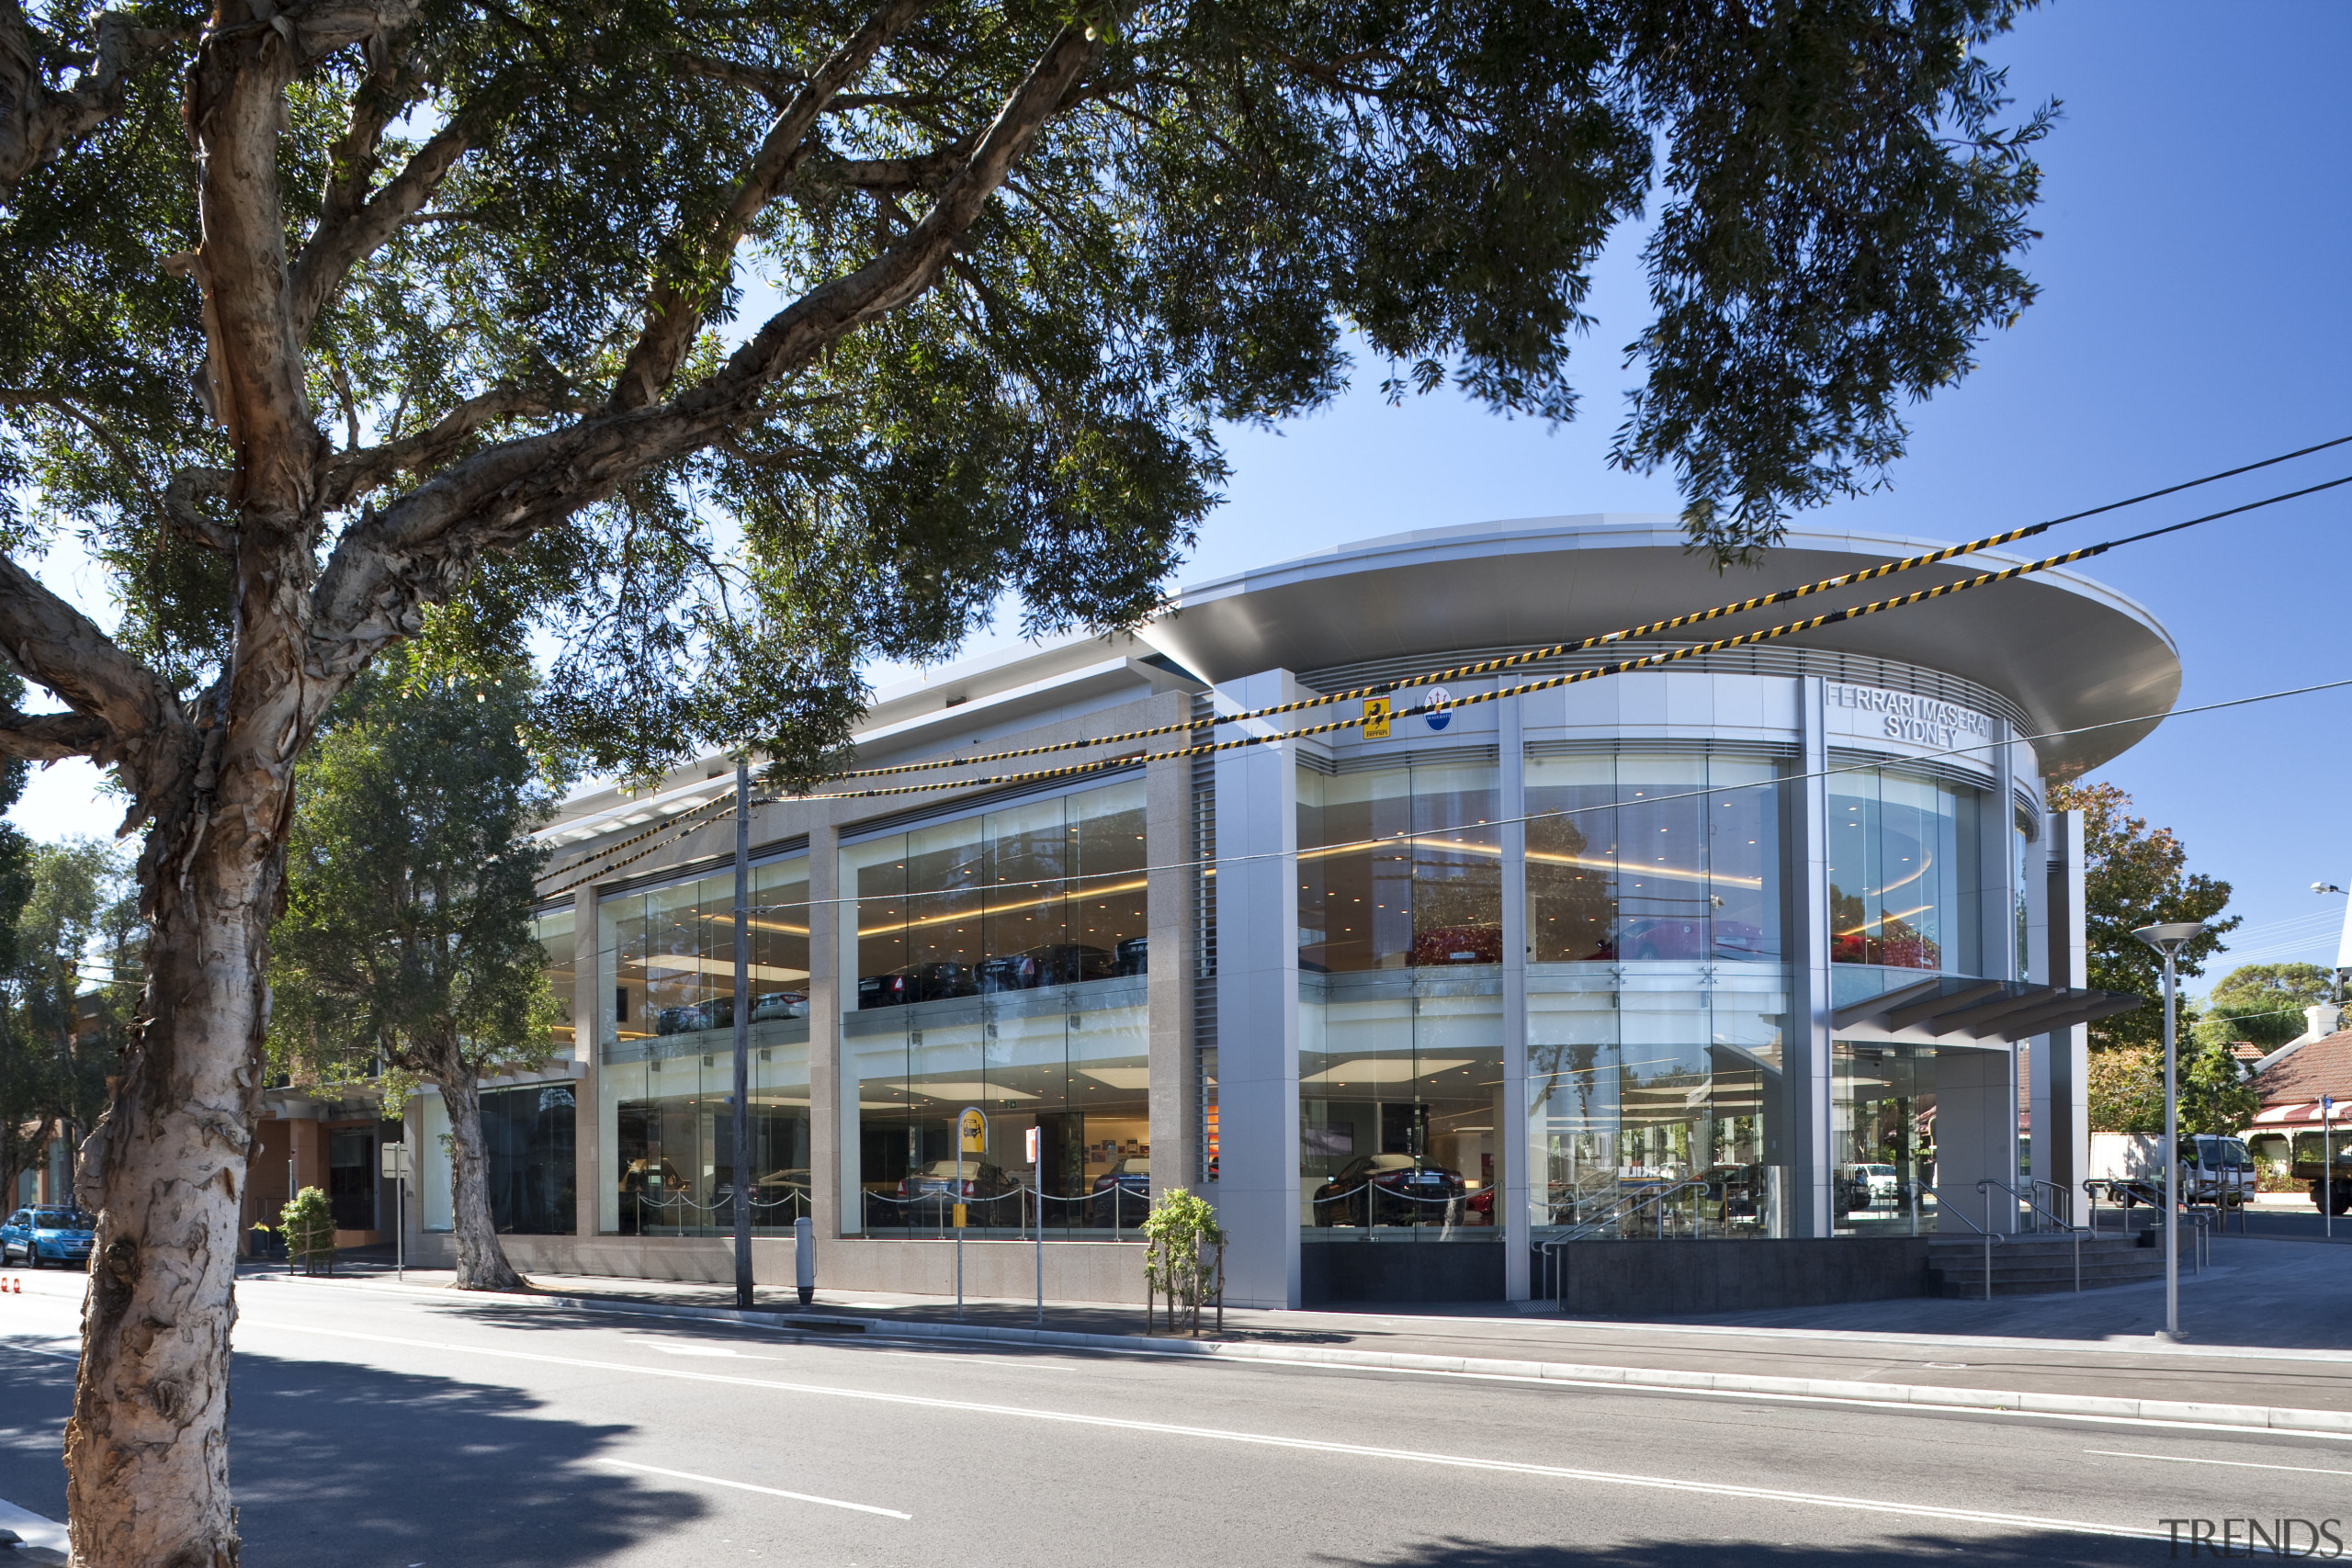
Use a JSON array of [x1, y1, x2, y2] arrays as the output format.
[[974, 943, 1114, 993], [858, 962, 977, 1009], [1311, 1155, 1466, 1226], [1114, 936, 1148, 976], [1089, 1156, 1150, 1225]]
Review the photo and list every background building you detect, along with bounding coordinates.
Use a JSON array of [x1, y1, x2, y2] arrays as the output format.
[[389, 515, 2173, 1309]]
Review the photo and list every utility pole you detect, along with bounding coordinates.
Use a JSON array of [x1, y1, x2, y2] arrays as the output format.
[[732, 761, 753, 1311]]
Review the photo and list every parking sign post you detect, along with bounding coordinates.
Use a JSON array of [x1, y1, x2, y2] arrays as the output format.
[[956, 1108, 986, 1321], [379, 1141, 411, 1281], [2327, 1096, 2335, 1242]]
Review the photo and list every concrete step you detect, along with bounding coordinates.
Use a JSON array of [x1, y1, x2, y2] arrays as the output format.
[[1924, 1235, 2166, 1295]]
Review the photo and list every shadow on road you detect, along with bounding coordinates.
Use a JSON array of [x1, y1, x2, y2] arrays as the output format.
[[1, 1339, 707, 1568], [1328, 1529, 2175, 1565]]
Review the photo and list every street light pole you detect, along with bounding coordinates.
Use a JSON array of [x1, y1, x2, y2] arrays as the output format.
[[732, 760, 753, 1312], [2134, 920, 2206, 1344]]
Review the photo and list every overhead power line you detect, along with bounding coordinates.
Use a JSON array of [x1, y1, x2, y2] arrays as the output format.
[[831, 433, 2352, 783], [534, 460, 2351, 889], [802, 472, 2352, 802]]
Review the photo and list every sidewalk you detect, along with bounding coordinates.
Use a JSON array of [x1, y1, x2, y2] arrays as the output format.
[[237, 1233, 2352, 1422]]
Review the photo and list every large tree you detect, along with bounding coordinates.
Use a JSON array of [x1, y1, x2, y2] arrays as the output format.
[[269, 647, 560, 1292], [1, 840, 141, 1201], [2048, 780, 2238, 1053], [0, 676, 39, 1204], [0, 0, 2052, 1559], [2203, 961, 2335, 1050]]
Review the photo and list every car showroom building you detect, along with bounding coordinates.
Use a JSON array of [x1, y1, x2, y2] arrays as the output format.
[[368, 514, 2176, 1310]]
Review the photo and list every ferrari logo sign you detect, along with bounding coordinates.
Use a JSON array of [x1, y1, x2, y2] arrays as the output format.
[[1362, 696, 1391, 739], [958, 1106, 988, 1156]]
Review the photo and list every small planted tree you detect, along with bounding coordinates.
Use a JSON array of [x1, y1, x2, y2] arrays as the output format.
[[269, 645, 562, 1291], [1141, 1187, 1224, 1337], [279, 1186, 335, 1275]]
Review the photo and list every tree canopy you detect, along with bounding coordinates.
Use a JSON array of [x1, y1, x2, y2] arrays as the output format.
[[2200, 961, 2335, 1051], [2048, 780, 2238, 1053], [0, 0, 2060, 1559], [0, 0, 2053, 786]]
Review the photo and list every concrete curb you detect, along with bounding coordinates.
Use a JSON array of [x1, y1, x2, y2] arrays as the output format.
[[543, 1294, 2352, 1438]]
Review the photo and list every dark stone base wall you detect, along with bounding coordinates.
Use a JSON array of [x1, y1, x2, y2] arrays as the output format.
[[1541, 1236, 1933, 1317], [1303, 1240, 1505, 1304]]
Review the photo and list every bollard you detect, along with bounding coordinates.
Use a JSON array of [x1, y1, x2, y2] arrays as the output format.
[[794, 1215, 815, 1306]]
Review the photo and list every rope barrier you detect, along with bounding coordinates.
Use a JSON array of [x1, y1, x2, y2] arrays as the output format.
[[825, 434, 2352, 782]]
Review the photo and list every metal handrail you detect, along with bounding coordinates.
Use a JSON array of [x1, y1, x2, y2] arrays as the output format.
[[2031, 1178, 2075, 1229], [1539, 1179, 1716, 1311], [1908, 1180, 2006, 1302], [1978, 1178, 2090, 1292]]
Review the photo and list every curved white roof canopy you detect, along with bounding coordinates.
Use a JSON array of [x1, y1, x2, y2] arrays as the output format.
[[1140, 514, 2181, 780]]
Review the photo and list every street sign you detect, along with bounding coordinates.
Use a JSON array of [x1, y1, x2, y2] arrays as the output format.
[[959, 1106, 988, 1156], [1362, 696, 1390, 739], [1425, 686, 1453, 732], [1025, 1125, 1041, 1164], [379, 1143, 411, 1180]]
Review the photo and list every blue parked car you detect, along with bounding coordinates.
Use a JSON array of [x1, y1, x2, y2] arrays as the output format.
[[2, 1205, 96, 1269]]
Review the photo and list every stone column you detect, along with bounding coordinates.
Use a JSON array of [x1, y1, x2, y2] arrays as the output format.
[[2036, 808, 2090, 1218], [1498, 694, 1532, 1299], [1790, 676, 1834, 1236], [573, 883, 600, 1242], [1146, 692, 1196, 1201], [1214, 670, 1306, 1309], [1933, 1046, 2018, 1234], [808, 821, 843, 1243]]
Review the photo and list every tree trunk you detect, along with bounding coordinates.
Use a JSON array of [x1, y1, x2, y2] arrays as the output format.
[[434, 1066, 523, 1292], [65, 831, 275, 1568]]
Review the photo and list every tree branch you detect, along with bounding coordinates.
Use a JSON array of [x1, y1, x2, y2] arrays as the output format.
[[290, 118, 468, 342], [0, 552, 190, 798], [317, 384, 580, 511], [611, 0, 936, 412], [310, 22, 1105, 673], [0, 708, 115, 761], [0, 6, 190, 201]]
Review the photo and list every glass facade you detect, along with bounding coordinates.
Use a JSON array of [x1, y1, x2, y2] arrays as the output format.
[[1827, 764, 1983, 975], [1524, 752, 1781, 963], [1830, 1040, 1937, 1235], [418, 1082, 576, 1235], [841, 780, 1150, 1238], [508, 682, 2042, 1276], [1522, 751, 1792, 1241], [535, 907, 577, 1060], [1298, 761, 1503, 1239], [597, 857, 812, 1235]]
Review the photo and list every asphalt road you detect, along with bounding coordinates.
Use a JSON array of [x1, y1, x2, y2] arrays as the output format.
[[4, 1271, 2348, 1566]]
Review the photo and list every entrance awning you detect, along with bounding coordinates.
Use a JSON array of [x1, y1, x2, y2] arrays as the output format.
[[1831, 978, 2145, 1043]]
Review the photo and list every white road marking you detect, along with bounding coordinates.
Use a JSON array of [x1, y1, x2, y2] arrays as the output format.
[[866, 1348, 1077, 1371], [600, 1458, 910, 1518], [240, 1318, 2163, 1542], [0, 1338, 76, 1362], [2085, 1449, 2352, 1478], [623, 1339, 745, 1358]]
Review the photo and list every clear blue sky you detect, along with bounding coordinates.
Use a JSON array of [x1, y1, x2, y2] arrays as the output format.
[[13, 1, 2350, 983]]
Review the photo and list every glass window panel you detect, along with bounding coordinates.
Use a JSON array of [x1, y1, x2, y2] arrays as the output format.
[[1071, 780, 1148, 973], [1526, 756, 1617, 963], [1828, 764, 1985, 976], [982, 798, 1070, 985], [1614, 755, 1709, 960], [1298, 769, 1411, 973], [1706, 756, 1781, 963], [534, 908, 577, 1058], [1408, 763, 1501, 966]]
